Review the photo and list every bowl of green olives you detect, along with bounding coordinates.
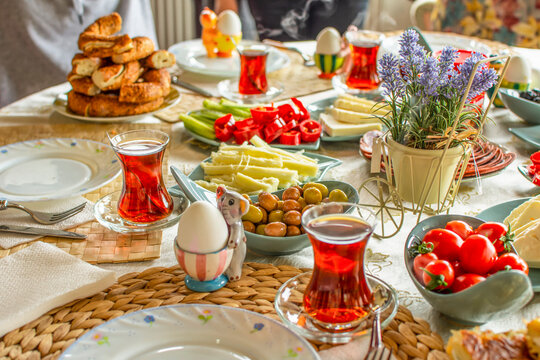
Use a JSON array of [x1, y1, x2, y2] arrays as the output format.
[[242, 180, 359, 256]]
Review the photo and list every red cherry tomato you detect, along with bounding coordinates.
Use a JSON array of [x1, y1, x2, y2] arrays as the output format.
[[451, 260, 464, 277], [459, 234, 497, 275], [475, 222, 513, 253], [422, 260, 455, 291], [413, 253, 438, 284], [490, 253, 529, 275], [451, 274, 486, 293], [445, 220, 473, 240], [422, 229, 464, 261]]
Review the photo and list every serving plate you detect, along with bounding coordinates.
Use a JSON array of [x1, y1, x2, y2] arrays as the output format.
[[169, 39, 290, 77], [52, 87, 181, 123], [60, 304, 319, 360], [476, 197, 540, 291], [509, 125, 540, 149], [518, 162, 538, 186], [498, 88, 540, 125], [0, 138, 121, 201]]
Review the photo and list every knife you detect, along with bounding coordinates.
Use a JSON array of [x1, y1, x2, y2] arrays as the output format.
[[171, 76, 213, 97], [0, 225, 87, 239]]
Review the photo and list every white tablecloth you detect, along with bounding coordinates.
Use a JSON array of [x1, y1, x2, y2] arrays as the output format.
[[1, 45, 540, 341]]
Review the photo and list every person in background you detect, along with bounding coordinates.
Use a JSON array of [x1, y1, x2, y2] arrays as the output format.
[[0, 0, 157, 107], [213, 0, 370, 41], [429, 0, 540, 47]]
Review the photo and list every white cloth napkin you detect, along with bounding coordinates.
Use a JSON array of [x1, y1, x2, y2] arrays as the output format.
[[0, 196, 94, 249], [0, 242, 115, 337], [319, 337, 397, 360]]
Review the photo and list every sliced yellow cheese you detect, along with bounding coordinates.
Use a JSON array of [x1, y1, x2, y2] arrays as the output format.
[[233, 172, 274, 193], [514, 220, 540, 267], [330, 107, 378, 124], [320, 113, 382, 137]]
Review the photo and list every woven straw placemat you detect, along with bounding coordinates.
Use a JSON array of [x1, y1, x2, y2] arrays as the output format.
[[0, 123, 172, 264], [0, 263, 449, 360]]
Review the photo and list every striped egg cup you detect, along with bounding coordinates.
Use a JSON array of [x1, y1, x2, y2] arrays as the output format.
[[314, 53, 344, 79]]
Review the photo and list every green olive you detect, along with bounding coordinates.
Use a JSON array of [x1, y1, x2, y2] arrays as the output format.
[[242, 204, 263, 223], [304, 187, 322, 204], [256, 224, 266, 235], [329, 189, 349, 202], [303, 182, 329, 198], [268, 210, 284, 223]]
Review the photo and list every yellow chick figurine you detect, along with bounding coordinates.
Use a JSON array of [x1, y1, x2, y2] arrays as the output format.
[[215, 10, 242, 58], [200, 7, 219, 58]]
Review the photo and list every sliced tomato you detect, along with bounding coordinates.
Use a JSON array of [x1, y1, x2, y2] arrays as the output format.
[[422, 260, 455, 291], [445, 220, 473, 240], [451, 274, 486, 293], [422, 229, 464, 261], [475, 222, 512, 253], [490, 253, 529, 275], [459, 234, 497, 275], [413, 253, 438, 284]]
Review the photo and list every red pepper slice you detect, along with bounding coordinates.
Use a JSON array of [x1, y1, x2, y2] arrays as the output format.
[[280, 130, 301, 146], [235, 118, 256, 130], [263, 118, 287, 143], [277, 104, 300, 122], [529, 164, 537, 177], [233, 126, 262, 144], [214, 114, 235, 142], [283, 119, 298, 133], [534, 173, 540, 186], [299, 120, 322, 143], [291, 97, 310, 120], [531, 151, 540, 166], [250, 106, 279, 125]]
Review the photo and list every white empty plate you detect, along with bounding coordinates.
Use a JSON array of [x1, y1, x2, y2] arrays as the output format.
[[0, 138, 121, 201]]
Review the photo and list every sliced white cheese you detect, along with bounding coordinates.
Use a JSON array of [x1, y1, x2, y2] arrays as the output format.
[[330, 108, 378, 124], [514, 218, 540, 238], [507, 201, 540, 231], [505, 195, 540, 226], [320, 113, 382, 137], [514, 220, 540, 267]]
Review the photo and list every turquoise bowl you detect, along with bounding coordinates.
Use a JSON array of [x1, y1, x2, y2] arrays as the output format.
[[404, 214, 533, 325], [498, 88, 540, 125], [247, 180, 359, 256]]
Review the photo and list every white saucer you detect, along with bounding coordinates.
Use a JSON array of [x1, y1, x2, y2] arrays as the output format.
[[217, 79, 284, 104], [331, 73, 382, 95]]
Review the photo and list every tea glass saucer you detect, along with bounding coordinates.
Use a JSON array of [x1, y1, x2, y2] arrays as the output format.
[[274, 272, 398, 344], [217, 79, 284, 104], [331, 73, 382, 95], [94, 188, 189, 233]]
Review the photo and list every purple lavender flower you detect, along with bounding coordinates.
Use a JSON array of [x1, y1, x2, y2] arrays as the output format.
[[437, 46, 457, 86], [419, 56, 439, 98], [378, 53, 404, 98], [451, 52, 497, 100], [469, 67, 498, 99], [398, 29, 426, 82]]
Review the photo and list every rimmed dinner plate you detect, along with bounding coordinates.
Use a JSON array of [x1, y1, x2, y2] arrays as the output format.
[[59, 304, 320, 360], [476, 198, 540, 291], [169, 39, 290, 77], [52, 86, 181, 123], [509, 125, 540, 148], [0, 138, 121, 201]]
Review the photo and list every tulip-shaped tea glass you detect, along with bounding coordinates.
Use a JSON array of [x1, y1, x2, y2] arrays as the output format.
[[109, 130, 173, 223], [302, 203, 377, 331], [237, 44, 270, 95], [344, 30, 384, 90]]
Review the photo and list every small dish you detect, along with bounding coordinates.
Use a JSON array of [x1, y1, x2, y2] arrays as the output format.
[[274, 273, 398, 344], [94, 188, 189, 233], [509, 125, 540, 149], [217, 79, 284, 104], [183, 125, 321, 151], [53, 86, 182, 123], [498, 88, 540, 125], [331, 73, 382, 96], [518, 162, 538, 185], [60, 304, 319, 360], [405, 214, 533, 325]]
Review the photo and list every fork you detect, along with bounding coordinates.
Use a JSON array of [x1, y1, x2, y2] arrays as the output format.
[[262, 39, 316, 67], [0, 200, 86, 225], [364, 311, 393, 360]]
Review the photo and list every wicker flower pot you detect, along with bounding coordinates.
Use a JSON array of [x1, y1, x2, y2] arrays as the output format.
[[385, 137, 465, 205]]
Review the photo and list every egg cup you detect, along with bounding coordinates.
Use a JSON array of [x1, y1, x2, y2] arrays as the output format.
[[174, 240, 234, 292], [314, 53, 344, 79]]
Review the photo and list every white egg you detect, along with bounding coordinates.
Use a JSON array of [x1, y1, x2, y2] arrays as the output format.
[[316, 27, 342, 55], [217, 10, 242, 36], [504, 55, 531, 84], [176, 201, 228, 253]]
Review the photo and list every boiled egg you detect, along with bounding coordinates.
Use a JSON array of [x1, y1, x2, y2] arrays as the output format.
[[217, 10, 241, 36], [504, 55, 531, 85], [176, 201, 228, 253], [316, 27, 342, 55]]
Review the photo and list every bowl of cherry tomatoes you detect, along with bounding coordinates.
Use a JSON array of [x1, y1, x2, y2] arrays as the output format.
[[405, 214, 533, 325]]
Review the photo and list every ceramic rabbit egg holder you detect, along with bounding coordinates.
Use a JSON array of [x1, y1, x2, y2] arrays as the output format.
[[358, 53, 511, 239], [174, 186, 249, 292], [200, 7, 242, 58]]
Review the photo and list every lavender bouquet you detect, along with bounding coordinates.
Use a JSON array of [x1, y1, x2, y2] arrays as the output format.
[[378, 29, 498, 150]]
